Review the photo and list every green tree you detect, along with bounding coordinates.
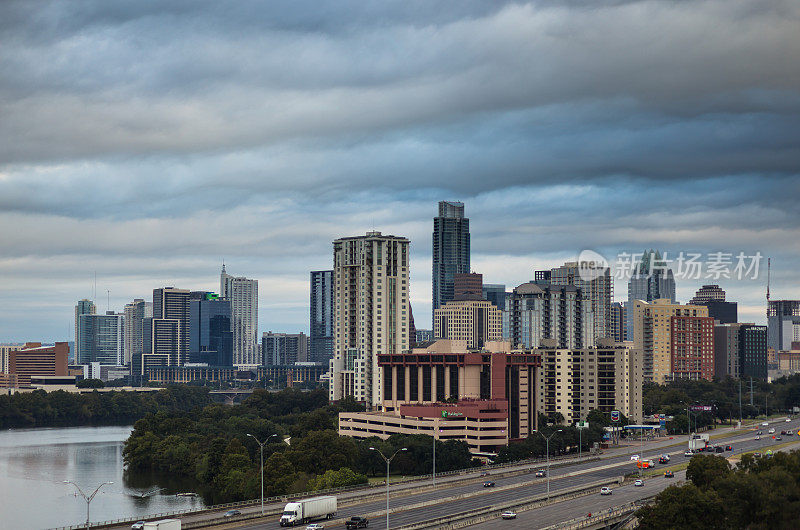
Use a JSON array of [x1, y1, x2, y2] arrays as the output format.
[[686, 454, 731, 489]]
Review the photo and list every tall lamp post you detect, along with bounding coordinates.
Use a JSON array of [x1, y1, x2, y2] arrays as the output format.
[[247, 433, 278, 515], [64, 481, 113, 530], [370, 447, 407, 529], [534, 429, 562, 499], [432, 433, 436, 488]]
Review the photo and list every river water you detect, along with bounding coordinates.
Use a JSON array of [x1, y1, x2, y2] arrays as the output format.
[[0, 425, 206, 529]]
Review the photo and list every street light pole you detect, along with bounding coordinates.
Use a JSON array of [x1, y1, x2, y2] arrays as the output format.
[[370, 447, 407, 529], [64, 481, 113, 530], [432, 433, 436, 488], [534, 429, 562, 500], [247, 433, 278, 515]]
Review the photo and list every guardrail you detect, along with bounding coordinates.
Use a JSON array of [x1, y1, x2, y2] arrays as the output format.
[[49, 451, 600, 530]]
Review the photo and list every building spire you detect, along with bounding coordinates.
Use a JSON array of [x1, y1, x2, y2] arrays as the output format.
[[222, 260, 226, 274]]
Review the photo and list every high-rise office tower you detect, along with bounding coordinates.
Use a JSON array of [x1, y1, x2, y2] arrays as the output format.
[[633, 299, 712, 383], [690, 284, 737, 324], [310, 270, 334, 364], [767, 300, 800, 352], [189, 293, 233, 366], [74, 299, 96, 362], [329, 231, 410, 407], [124, 299, 152, 366], [142, 287, 192, 372], [546, 261, 613, 342], [483, 283, 510, 340], [434, 299, 501, 348], [77, 311, 125, 365], [626, 250, 676, 341], [432, 201, 470, 322], [453, 273, 483, 301], [509, 282, 594, 349], [220, 265, 259, 366], [262, 332, 310, 366], [610, 302, 627, 342]]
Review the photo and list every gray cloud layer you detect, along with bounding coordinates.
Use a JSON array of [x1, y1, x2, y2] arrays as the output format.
[[0, 0, 798, 340]]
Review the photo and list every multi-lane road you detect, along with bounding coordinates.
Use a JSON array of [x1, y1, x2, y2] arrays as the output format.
[[115, 417, 800, 530]]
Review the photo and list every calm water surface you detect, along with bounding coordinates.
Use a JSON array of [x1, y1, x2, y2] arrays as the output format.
[[0, 425, 205, 529]]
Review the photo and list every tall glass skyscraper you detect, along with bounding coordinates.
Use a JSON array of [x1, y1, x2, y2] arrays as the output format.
[[220, 265, 259, 366], [432, 201, 470, 324], [74, 299, 96, 362], [77, 311, 124, 365], [626, 249, 676, 341], [310, 270, 334, 364]]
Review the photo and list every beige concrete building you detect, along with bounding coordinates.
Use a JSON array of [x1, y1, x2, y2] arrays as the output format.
[[329, 231, 410, 407], [534, 339, 643, 424], [633, 299, 710, 384], [434, 299, 502, 349]]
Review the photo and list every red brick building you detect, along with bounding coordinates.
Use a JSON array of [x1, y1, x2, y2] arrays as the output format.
[[670, 316, 715, 380], [4, 342, 69, 388]]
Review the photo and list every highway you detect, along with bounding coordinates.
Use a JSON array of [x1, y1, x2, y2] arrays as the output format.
[[223, 417, 800, 529], [105, 417, 800, 530]]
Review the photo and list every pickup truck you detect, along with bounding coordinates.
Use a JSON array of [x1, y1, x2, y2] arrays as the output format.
[[345, 516, 369, 529]]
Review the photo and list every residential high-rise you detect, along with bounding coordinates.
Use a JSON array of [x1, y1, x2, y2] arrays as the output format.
[[509, 282, 594, 350], [432, 201, 470, 321], [220, 265, 259, 366], [610, 302, 627, 342], [262, 332, 310, 366], [483, 283, 510, 340], [633, 299, 712, 383], [546, 261, 613, 342], [189, 294, 233, 366], [767, 300, 800, 352], [689, 285, 737, 324], [329, 231, 410, 407], [74, 299, 96, 362], [626, 250, 677, 340], [310, 270, 334, 364], [77, 311, 125, 365], [124, 299, 152, 366], [434, 299, 502, 349], [714, 322, 747, 379]]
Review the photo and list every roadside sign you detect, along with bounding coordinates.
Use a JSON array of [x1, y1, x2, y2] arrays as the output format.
[[611, 410, 620, 422], [576, 420, 589, 430]]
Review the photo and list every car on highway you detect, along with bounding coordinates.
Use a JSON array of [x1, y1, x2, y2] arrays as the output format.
[[630, 454, 640, 461], [659, 454, 670, 464], [345, 516, 369, 529], [480, 472, 489, 477], [535, 469, 546, 477], [685, 450, 695, 457], [634, 479, 644, 487], [769, 428, 776, 434], [501, 511, 517, 520], [776, 436, 783, 440], [762, 422, 769, 427], [600, 487, 613, 495], [715, 446, 724, 453], [664, 471, 675, 478], [757, 430, 763, 435], [224, 510, 241, 518], [755, 435, 761, 440], [754, 452, 763, 458], [483, 481, 495, 487], [787, 418, 792, 422], [726, 445, 733, 451], [306, 524, 325, 530], [131, 523, 146, 530]]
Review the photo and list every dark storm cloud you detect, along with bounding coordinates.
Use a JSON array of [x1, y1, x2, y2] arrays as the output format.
[[0, 0, 798, 340]]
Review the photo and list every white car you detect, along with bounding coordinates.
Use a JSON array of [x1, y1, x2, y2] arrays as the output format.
[[787, 418, 792, 423], [762, 422, 769, 426], [769, 428, 776, 434], [684, 450, 695, 457], [501, 511, 517, 520], [131, 523, 145, 530], [306, 524, 325, 530], [755, 435, 761, 440], [630, 454, 640, 461], [600, 486, 613, 495], [634, 479, 644, 487]]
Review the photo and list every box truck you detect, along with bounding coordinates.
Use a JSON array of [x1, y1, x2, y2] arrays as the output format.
[[279, 496, 337, 526], [143, 520, 181, 530]]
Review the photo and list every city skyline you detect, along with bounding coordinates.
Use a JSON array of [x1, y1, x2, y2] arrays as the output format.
[[1, 1, 798, 341]]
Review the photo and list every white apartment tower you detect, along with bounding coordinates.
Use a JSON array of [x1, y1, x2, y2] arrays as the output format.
[[329, 231, 410, 407], [220, 266, 259, 367]]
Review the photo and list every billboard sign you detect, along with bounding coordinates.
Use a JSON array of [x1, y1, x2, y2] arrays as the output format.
[[611, 410, 620, 422], [689, 405, 713, 412]]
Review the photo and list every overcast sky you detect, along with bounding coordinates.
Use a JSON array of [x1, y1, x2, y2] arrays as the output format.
[[1, 0, 799, 342]]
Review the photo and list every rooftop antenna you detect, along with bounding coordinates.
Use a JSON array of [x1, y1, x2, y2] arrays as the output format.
[[93, 271, 97, 301], [766, 257, 771, 302], [107, 289, 111, 313]]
